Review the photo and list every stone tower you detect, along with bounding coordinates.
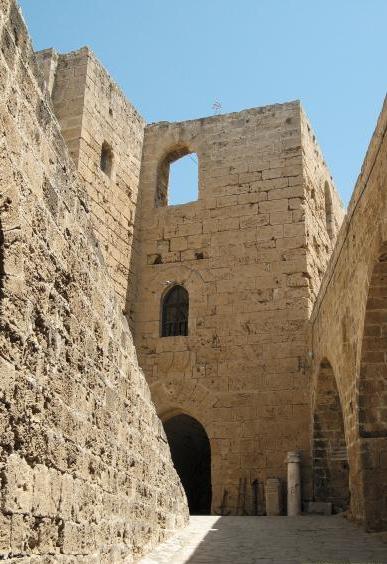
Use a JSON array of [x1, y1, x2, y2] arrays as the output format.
[[36, 47, 145, 307], [131, 102, 344, 514]]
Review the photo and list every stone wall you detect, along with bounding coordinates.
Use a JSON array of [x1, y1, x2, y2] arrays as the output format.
[[132, 102, 344, 515], [300, 108, 345, 303], [3, 0, 385, 543], [311, 97, 387, 530], [36, 46, 145, 308], [0, 1, 188, 561]]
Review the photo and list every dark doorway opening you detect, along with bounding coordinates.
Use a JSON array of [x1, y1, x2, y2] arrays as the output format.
[[163, 414, 212, 515]]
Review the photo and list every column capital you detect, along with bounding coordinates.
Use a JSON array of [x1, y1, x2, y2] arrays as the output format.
[[286, 451, 301, 464]]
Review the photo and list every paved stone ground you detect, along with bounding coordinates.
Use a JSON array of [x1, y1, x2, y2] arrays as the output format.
[[139, 515, 387, 563]]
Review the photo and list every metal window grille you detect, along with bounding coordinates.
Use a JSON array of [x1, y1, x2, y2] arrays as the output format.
[[162, 285, 189, 337]]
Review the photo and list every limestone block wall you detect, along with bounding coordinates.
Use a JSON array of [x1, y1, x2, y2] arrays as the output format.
[[300, 108, 345, 303], [0, 1, 188, 561], [36, 46, 145, 308], [133, 102, 343, 515], [311, 97, 387, 530]]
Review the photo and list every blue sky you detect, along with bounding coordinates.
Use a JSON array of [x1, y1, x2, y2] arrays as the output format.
[[19, 0, 386, 206]]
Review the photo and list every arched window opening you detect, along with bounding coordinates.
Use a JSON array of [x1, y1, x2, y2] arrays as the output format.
[[156, 146, 198, 207], [313, 359, 350, 514], [358, 245, 387, 530], [161, 285, 188, 337], [324, 181, 334, 240], [100, 141, 113, 178], [163, 414, 212, 515]]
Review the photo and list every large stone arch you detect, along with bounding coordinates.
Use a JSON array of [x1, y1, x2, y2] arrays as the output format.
[[312, 358, 350, 513], [358, 242, 387, 530]]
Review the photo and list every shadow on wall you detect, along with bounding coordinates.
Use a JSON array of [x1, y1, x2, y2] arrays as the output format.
[[358, 243, 387, 531], [313, 359, 350, 513]]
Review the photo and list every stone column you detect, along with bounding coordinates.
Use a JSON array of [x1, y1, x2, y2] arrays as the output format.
[[286, 451, 301, 516]]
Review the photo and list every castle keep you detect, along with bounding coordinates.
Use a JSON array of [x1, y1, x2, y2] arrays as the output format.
[[1, 0, 387, 561], [133, 103, 344, 516]]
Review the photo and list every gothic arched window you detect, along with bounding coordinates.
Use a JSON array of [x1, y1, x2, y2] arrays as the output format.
[[161, 285, 189, 337]]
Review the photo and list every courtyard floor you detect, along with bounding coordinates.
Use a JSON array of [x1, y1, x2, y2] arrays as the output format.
[[139, 515, 387, 564]]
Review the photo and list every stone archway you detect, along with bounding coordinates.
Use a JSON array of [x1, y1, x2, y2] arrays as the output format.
[[358, 244, 387, 530], [313, 359, 350, 513], [163, 413, 212, 515]]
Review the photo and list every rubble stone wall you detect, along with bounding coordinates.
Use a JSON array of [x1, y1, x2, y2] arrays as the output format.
[[0, 1, 188, 561]]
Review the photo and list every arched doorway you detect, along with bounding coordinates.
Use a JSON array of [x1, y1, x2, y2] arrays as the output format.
[[163, 414, 212, 515], [313, 359, 350, 513], [358, 245, 387, 530]]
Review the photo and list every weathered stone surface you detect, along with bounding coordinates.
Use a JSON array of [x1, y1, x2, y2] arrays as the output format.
[[36, 45, 145, 309], [131, 102, 344, 517], [311, 97, 387, 532], [0, 2, 188, 561], [1, 0, 387, 560]]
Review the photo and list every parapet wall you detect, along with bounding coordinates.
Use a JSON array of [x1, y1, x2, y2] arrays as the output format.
[[0, 1, 187, 561]]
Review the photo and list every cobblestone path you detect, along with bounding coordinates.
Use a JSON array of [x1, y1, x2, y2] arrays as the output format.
[[139, 515, 387, 563]]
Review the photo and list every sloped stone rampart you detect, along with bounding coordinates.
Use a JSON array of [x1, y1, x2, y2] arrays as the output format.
[[0, 1, 188, 561]]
